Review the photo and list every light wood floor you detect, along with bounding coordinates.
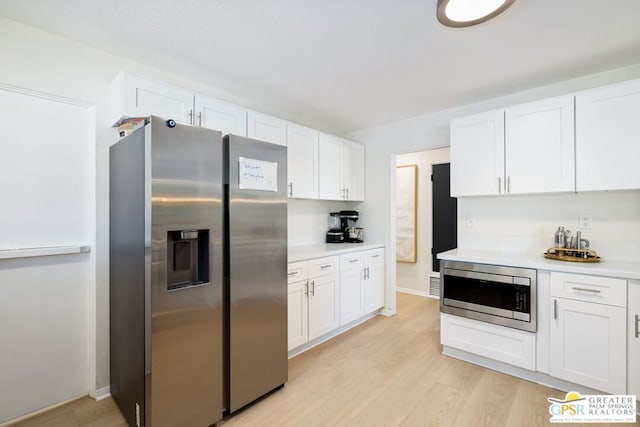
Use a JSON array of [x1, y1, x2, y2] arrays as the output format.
[[9, 293, 639, 427]]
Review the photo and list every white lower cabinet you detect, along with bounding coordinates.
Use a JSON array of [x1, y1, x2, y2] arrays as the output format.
[[549, 272, 627, 394], [287, 256, 339, 351], [339, 248, 385, 326], [288, 247, 385, 352], [287, 280, 308, 350], [441, 313, 536, 370], [628, 281, 640, 400], [308, 273, 340, 340], [363, 254, 384, 313]]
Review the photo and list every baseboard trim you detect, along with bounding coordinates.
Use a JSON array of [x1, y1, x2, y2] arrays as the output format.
[[288, 311, 380, 359], [1, 394, 87, 426], [91, 386, 111, 401], [397, 287, 437, 299]]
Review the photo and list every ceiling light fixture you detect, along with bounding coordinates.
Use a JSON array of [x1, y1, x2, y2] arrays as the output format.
[[437, 0, 515, 28]]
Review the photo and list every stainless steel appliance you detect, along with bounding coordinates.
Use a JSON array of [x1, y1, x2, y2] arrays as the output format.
[[110, 118, 287, 427], [440, 260, 537, 332], [224, 134, 288, 413]]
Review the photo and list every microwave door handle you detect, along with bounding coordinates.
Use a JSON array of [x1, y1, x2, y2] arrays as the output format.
[[443, 268, 519, 286]]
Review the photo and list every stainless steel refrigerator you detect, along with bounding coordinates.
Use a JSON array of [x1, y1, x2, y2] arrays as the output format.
[[110, 117, 287, 427]]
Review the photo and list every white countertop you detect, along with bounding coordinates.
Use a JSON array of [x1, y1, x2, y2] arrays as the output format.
[[288, 242, 385, 263], [438, 248, 640, 280]]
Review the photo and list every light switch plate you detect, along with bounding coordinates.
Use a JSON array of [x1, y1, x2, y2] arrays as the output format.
[[579, 213, 592, 230]]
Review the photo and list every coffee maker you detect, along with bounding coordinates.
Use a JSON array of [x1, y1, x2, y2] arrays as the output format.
[[325, 210, 364, 243]]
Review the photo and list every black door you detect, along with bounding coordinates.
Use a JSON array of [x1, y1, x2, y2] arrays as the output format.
[[432, 163, 457, 272]]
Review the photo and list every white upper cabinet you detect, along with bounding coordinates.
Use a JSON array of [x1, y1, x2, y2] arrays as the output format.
[[111, 72, 194, 125], [194, 95, 246, 136], [318, 134, 365, 201], [452, 96, 575, 197], [287, 123, 319, 199], [450, 110, 505, 197], [342, 140, 365, 201], [505, 95, 575, 194], [247, 111, 287, 146], [318, 133, 344, 200], [576, 79, 640, 191]]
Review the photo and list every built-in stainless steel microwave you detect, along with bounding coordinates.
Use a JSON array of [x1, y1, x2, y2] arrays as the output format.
[[440, 260, 537, 332]]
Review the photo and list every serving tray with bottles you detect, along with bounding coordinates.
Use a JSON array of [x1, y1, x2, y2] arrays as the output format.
[[544, 247, 601, 263]]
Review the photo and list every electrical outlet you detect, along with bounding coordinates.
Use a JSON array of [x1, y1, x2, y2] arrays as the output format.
[[579, 213, 592, 230]]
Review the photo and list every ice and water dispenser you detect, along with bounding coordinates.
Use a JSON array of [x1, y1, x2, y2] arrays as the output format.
[[166, 229, 210, 291]]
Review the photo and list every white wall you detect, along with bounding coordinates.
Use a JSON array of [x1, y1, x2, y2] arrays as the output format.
[[288, 199, 361, 246], [395, 148, 450, 294], [349, 63, 640, 313]]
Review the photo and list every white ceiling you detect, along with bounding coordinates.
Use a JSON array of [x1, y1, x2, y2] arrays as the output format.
[[2, 0, 640, 133]]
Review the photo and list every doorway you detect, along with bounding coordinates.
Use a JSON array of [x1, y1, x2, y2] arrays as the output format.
[[395, 147, 456, 298]]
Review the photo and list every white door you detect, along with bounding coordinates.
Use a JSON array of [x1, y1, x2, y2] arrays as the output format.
[[195, 95, 247, 136], [343, 140, 365, 201], [450, 110, 505, 196], [340, 268, 364, 326], [628, 282, 640, 399], [363, 262, 384, 313], [247, 111, 287, 146], [287, 123, 319, 199], [505, 95, 575, 194], [318, 133, 344, 200], [120, 73, 194, 124], [0, 87, 93, 423], [308, 274, 340, 340], [576, 79, 640, 191], [287, 281, 308, 351], [550, 298, 626, 394]]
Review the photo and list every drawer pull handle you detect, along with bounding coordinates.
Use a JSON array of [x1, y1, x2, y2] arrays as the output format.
[[572, 287, 601, 294], [349, 259, 358, 263], [372, 255, 380, 258], [320, 264, 332, 269], [635, 314, 639, 339], [288, 271, 297, 277]]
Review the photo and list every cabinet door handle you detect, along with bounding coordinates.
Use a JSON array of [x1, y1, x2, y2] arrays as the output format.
[[365, 267, 370, 280], [553, 299, 558, 320], [188, 109, 194, 125], [197, 111, 203, 127], [498, 177, 502, 194], [304, 280, 309, 297], [506, 176, 511, 193], [311, 280, 315, 296], [346, 188, 349, 200], [572, 287, 601, 294], [635, 314, 639, 338], [288, 182, 293, 197]]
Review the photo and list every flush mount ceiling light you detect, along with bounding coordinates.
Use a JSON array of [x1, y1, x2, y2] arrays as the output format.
[[437, 0, 515, 28]]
